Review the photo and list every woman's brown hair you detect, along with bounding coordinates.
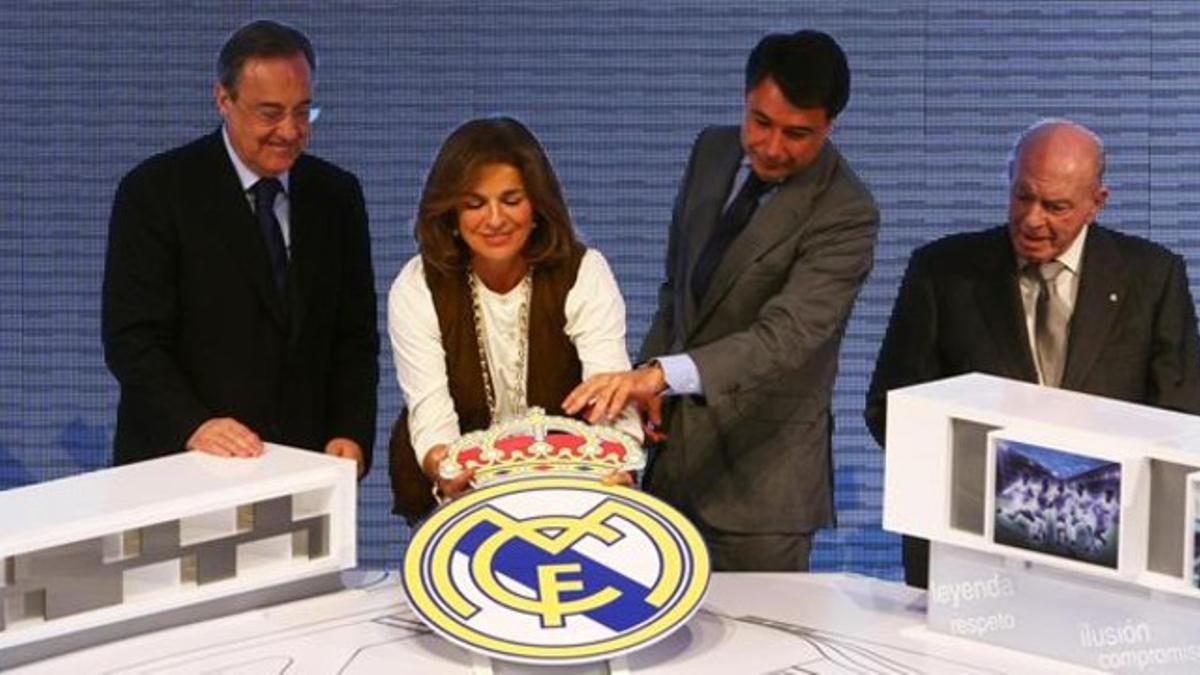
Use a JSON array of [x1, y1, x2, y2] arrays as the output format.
[[416, 117, 578, 274]]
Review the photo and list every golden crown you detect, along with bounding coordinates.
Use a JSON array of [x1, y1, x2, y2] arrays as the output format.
[[438, 407, 646, 486]]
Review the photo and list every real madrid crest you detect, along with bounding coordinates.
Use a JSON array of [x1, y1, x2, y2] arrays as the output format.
[[402, 409, 710, 665]]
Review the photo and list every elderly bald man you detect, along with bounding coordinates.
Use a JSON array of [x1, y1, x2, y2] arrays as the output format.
[[865, 118, 1200, 588]]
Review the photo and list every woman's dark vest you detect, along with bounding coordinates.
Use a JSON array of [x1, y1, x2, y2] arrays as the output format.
[[388, 245, 586, 523]]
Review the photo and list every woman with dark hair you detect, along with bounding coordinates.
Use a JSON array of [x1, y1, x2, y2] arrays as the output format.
[[387, 117, 640, 521]]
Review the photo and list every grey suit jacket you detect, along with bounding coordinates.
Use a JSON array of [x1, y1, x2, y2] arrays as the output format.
[[641, 125, 879, 534], [865, 224, 1200, 448]]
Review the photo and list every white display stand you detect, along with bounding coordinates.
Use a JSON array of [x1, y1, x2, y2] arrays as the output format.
[[884, 373, 1200, 672], [0, 444, 357, 668]]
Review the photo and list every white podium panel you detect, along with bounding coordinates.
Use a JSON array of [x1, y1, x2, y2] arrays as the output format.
[[884, 373, 1200, 671], [0, 445, 356, 668]]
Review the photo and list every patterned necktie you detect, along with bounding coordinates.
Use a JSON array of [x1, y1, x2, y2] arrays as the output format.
[[1025, 260, 1068, 387], [252, 178, 288, 291], [691, 171, 771, 302]]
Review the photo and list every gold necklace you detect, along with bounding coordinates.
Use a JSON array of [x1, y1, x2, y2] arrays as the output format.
[[467, 268, 533, 424]]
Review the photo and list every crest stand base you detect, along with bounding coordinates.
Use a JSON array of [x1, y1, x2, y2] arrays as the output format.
[[470, 653, 630, 674]]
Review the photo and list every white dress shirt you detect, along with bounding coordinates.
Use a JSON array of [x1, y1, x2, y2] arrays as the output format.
[[389, 249, 643, 465]]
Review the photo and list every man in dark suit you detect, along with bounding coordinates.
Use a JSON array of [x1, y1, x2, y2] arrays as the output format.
[[865, 119, 1200, 587], [102, 20, 378, 475], [566, 30, 879, 570]]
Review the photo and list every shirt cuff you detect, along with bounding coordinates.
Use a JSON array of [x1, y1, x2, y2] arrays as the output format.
[[655, 353, 702, 396]]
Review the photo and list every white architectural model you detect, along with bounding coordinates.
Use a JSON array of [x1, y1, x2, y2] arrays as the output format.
[[0, 445, 356, 667], [884, 373, 1200, 672]]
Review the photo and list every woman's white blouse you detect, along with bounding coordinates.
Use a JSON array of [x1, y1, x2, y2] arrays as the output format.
[[388, 249, 643, 466]]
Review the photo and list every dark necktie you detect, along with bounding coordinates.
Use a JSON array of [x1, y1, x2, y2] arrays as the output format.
[[1024, 260, 1069, 387], [691, 171, 771, 302], [252, 178, 288, 291]]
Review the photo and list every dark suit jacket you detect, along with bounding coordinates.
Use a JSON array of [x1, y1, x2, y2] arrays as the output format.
[[865, 224, 1200, 584], [640, 125, 879, 534], [103, 131, 379, 468]]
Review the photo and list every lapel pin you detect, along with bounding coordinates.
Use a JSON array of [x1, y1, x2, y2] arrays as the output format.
[[1109, 293, 1118, 303]]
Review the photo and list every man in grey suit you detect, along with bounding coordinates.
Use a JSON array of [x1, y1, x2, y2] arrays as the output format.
[[566, 30, 879, 570], [865, 119, 1200, 587]]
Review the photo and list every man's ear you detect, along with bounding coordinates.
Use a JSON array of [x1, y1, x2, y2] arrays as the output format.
[[1093, 184, 1110, 217], [214, 83, 232, 119]]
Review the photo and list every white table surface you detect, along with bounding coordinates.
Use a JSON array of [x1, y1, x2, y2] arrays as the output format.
[[9, 571, 1100, 674]]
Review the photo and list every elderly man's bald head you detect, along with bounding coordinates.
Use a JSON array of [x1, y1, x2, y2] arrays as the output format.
[[1009, 118, 1106, 188], [1007, 119, 1109, 263]]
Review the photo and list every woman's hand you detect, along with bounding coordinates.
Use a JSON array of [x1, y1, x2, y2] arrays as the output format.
[[602, 470, 636, 488], [423, 444, 475, 502]]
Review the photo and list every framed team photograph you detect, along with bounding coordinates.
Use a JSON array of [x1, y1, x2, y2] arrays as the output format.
[[991, 437, 1121, 569], [1186, 472, 1200, 588], [1193, 518, 1200, 588]]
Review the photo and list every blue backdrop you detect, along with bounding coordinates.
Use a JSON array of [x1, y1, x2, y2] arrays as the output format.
[[4, 1, 1199, 578]]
